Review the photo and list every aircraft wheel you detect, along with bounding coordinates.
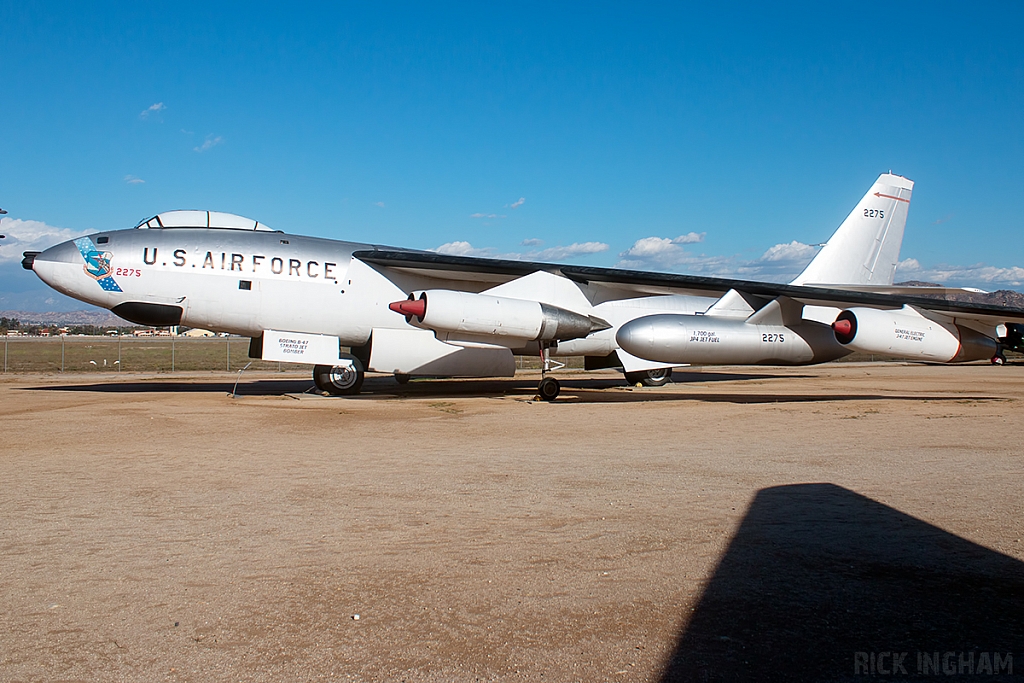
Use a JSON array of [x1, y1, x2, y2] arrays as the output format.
[[991, 354, 1007, 366], [313, 355, 365, 395], [537, 377, 560, 402], [624, 368, 673, 386], [395, 373, 411, 385]]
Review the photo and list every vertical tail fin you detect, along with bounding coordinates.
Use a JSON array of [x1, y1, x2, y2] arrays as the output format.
[[790, 173, 914, 286]]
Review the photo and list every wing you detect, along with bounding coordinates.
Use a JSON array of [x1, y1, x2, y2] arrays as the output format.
[[352, 248, 1024, 324]]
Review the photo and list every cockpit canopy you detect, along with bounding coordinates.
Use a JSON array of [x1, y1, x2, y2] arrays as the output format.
[[135, 210, 275, 232]]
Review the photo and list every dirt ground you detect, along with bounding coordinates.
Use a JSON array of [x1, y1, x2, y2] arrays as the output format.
[[1, 364, 1022, 682]]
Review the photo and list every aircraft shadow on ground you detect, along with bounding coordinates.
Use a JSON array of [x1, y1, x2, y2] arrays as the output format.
[[660, 484, 1024, 682], [19, 372, 798, 397], [23, 374, 1000, 406], [24, 379, 315, 395]]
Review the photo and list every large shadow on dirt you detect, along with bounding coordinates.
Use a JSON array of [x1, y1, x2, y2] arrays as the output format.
[[20, 371, 802, 398], [23, 373, 999, 405], [661, 484, 1024, 682], [23, 378, 316, 395]]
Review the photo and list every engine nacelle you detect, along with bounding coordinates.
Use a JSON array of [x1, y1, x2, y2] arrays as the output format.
[[389, 290, 609, 343], [615, 314, 847, 365], [831, 307, 997, 362]]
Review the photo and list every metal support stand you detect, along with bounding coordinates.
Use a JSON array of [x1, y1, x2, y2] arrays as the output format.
[[230, 361, 253, 398]]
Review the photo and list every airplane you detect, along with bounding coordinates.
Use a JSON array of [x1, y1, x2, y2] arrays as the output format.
[[21, 173, 1024, 400]]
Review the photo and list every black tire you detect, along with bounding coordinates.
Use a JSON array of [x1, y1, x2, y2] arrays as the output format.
[[394, 373, 411, 384], [991, 354, 1006, 366], [313, 354, 364, 395], [624, 368, 673, 387], [538, 376, 560, 402]]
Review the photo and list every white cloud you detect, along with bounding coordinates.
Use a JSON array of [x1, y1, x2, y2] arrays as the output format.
[[617, 234, 816, 278], [723, 241, 822, 281], [673, 232, 705, 245], [194, 135, 223, 153], [896, 257, 921, 274], [139, 102, 165, 119], [615, 233, 708, 270], [521, 238, 543, 246], [618, 237, 688, 269], [432, 240, 608, 262], [433, 241, 497, 257], [470, 212, 506, 219], [896, 258, 1024, 287], [0, 218, 90, 263], [123, 175, 145, 185], [509, 197, 525, 209], [531, 242, 609, 261], [756, 240, 819, 263], [374, 201, 385, 208]]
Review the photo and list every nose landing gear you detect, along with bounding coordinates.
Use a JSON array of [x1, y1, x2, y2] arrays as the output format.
[[537, 376, 560, 401], [536, 343, 562, 401]]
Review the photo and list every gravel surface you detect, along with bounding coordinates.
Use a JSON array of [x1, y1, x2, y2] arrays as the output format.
[[1, 364, 1021, 682]]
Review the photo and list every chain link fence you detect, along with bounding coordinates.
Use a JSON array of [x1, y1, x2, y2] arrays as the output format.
[[1, 336, 306, 374]]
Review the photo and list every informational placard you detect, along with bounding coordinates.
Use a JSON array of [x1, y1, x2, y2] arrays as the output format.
[[261, 329, 342, 365]]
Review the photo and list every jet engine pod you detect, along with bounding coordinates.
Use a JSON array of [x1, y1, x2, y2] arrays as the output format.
[[831, 307, 997, 362], [388, 289, 608, 342]]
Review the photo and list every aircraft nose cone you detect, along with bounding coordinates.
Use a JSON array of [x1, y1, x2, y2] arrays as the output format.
[[27, 239, 93, 296], [34, 239, 83, 266]]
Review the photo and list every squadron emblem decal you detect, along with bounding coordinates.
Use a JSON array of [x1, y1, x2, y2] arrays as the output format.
[[73, 237, 123, 292]]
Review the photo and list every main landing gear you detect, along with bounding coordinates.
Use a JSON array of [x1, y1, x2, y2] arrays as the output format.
[[313, 354, 365, 395], [624, 368, 673, 387]]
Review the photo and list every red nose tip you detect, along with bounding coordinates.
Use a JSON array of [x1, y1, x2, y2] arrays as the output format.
[[389, 298, 426, 319], [832, 319, 853, 336]]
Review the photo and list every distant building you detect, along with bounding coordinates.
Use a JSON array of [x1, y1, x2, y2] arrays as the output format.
[[183, 328, 216, 338]]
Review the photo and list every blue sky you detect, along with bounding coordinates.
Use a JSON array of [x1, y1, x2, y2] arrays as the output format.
[[1, 2, 1022, 311]]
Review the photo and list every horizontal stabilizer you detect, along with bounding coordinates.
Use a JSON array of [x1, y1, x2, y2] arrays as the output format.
[[801, 284, 989, 296]]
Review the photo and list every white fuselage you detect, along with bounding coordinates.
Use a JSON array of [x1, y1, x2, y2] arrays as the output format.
[[29, 225, 715, 372]]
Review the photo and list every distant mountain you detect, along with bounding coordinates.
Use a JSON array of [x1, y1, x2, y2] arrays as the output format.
[[0, 309, 127, 326], [895, 282, 1024, 308], [895, 280, 945, 288]]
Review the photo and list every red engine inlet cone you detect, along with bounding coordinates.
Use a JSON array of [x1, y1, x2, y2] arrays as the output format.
[[832, 319, 852, 336], [832, 316, 857, 344], [389, 297, 426, 321]]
